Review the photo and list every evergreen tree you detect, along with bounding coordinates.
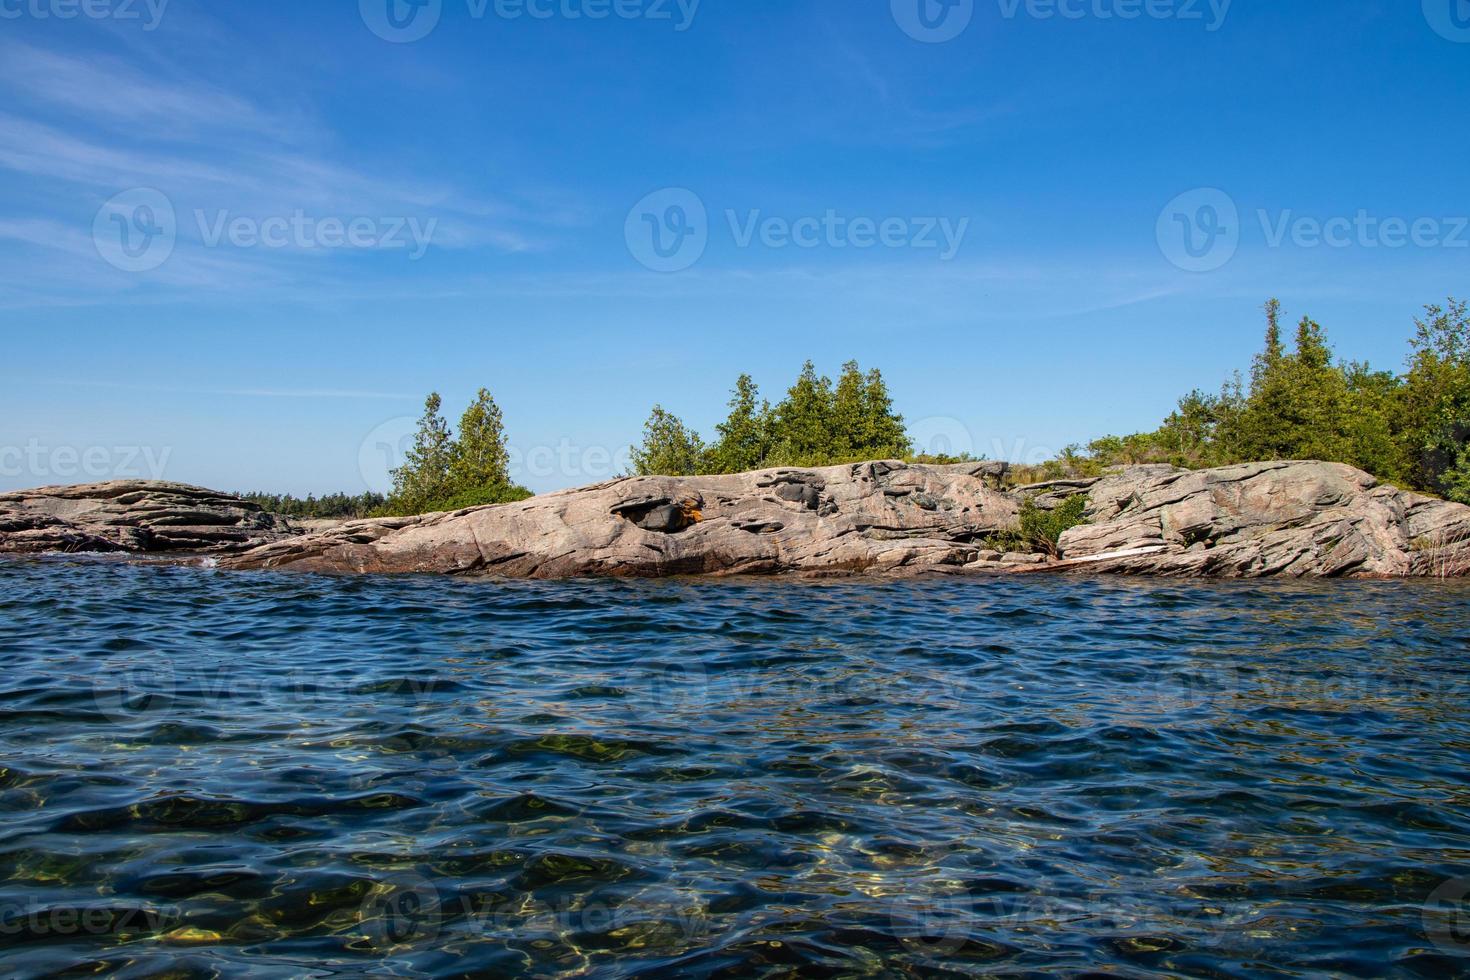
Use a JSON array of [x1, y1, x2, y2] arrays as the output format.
[[830, 361, 867, 457], [770, 361, 836, 463], [449, 388, 511, 493], [1251, 297, 1284, 389], [389, 392, 454, 512], [630, 406, 706, 476], [708, 375, 772, 474], [860, 367, 911, 457], [1280, 316, 1352, 462], [1236, 304, 1300, 461]]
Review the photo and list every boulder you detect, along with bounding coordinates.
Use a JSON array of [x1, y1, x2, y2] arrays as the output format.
[[0, 481, 298, 555]]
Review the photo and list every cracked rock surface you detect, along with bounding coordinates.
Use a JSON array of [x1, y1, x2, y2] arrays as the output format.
[[0, 481, 299, 555]]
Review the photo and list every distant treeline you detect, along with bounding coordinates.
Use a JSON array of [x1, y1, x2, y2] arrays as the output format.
[[630, 359, 971, 476], [239, 491, 386, 520], [1055, 297, 1470, 504]]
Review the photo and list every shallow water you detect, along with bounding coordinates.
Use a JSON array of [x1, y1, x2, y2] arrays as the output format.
[[2, 558, 1470, 977]]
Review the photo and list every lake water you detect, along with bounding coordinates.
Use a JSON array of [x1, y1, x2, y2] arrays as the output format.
[[2, 557, 1469, 977]]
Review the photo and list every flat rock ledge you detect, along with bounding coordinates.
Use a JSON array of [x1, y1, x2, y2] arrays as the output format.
[[5, 461, 1468, 579], [0, 481, 298, 555]]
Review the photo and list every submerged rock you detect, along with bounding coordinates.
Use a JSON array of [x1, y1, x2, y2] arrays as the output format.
[[0, 481, 297, 555]]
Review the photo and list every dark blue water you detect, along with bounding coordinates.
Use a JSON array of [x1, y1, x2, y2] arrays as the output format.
[[3, 558, 1470, 977]]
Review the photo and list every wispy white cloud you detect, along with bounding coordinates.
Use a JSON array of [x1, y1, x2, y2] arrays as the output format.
[[0, 37, 570, 301], [44, 380, 413, 400]]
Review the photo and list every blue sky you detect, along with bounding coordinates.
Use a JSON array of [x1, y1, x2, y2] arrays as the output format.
[[1, 0, 1467, 494]]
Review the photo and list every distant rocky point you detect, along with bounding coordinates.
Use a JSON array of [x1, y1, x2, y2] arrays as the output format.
[[0, 481, 297, 555], [4, 461, 1468, 579]]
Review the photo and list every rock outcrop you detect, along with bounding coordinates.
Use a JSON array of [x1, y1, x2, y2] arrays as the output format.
[[1053, 461, 1470, 578], [5, 461, 1468, 578], [0, 481, 298, 555], [216, 461, 1019, 577], [214, 459, 1470, 579]]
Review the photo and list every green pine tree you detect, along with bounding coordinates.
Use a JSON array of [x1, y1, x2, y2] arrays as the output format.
[[830, 361, 867, 458], [859, 367, 911, 458], [770, 361, 835, 464], [449, 388, 511, 493], [630, 406, 707, 476], [388, 392, 454, 513], [708, 375, 772, 474]]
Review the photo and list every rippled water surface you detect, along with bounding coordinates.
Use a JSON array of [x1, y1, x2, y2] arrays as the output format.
[[3, 558, 1470, 977]]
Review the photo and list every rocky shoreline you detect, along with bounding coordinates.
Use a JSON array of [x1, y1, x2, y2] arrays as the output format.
[[3, 460, 1469, 579]]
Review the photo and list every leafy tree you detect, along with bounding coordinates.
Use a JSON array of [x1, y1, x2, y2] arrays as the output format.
[[388, 392, 454, 513], [1400, 299, 1470, 497], [630, 405, 707, 476], [707, 375, 772, 474], [449, 387, 511, 493]]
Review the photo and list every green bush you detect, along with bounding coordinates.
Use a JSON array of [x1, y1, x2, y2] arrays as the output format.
[[1017, 495, 1088, 558]]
